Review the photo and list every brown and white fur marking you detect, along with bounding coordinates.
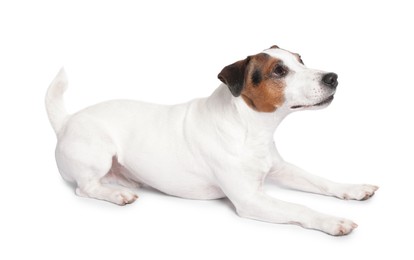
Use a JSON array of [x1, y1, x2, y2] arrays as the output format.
[[45, 45, 378, 236]]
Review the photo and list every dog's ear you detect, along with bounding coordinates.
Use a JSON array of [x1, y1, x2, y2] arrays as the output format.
[[218, 56, 251, 97], [269, 45, 279, 49]]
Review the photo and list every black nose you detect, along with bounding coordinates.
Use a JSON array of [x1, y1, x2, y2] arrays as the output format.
[[322, 73, 338, 89]]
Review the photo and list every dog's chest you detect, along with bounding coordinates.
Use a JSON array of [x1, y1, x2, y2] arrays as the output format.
[[240, 132, 274, 174]]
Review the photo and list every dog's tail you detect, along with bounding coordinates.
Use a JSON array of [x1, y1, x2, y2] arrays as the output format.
[[45, 68, 69, 135]]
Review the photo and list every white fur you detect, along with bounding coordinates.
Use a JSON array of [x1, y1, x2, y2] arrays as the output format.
[[45, 49, 377, 236]]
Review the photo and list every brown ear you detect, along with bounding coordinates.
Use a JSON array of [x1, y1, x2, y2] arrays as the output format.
[[217, 56, 251, 97], [269, 45, 279, 49]]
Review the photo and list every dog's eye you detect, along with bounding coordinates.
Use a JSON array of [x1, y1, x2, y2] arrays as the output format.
[[273, 65, 288, 78]]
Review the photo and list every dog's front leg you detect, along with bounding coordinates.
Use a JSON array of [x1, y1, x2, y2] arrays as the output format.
[[216, 170, 357, 236], [267, 161, 378, 200]]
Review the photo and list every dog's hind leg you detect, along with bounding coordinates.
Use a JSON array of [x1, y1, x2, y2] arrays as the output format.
[[55, 133, 138, 205], [101, 156, 141, 189], [75, 181, 138, 205]]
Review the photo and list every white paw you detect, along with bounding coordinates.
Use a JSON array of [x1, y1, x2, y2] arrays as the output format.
[[112, 190, 139, 205], [322, 217, 358, 236], [76, 187, 138, 206], [338, 184, 379, 201]]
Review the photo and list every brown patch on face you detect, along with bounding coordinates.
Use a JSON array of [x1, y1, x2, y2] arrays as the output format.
[[241, 53, 286, 112]]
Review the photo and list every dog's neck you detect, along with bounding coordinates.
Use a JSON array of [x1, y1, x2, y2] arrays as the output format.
[[206, 85, 289, 141]]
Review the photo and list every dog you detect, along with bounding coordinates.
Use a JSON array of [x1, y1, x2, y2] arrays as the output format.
[[45, 45, 378, 236]]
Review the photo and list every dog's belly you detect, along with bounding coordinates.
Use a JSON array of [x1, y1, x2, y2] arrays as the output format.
[[123, 162, 226, 200], [146, 175, 226, 200], [121, 140, 226, 200]]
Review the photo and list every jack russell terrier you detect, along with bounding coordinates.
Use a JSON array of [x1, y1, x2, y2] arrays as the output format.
[[46, 45, 378, 236]]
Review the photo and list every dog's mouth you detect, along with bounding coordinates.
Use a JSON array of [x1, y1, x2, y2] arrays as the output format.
[[290, 95, 334, 110]]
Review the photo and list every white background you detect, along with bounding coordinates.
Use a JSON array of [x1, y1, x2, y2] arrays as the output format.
[[1, 0, 413, 259]]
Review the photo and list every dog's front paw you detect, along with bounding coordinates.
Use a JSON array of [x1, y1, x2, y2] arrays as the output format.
[[321, 217, 358, 236], [337, 184, 379, 201]]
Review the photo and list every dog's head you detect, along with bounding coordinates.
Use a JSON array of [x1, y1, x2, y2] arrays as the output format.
[[218, 45, 338, 113]]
